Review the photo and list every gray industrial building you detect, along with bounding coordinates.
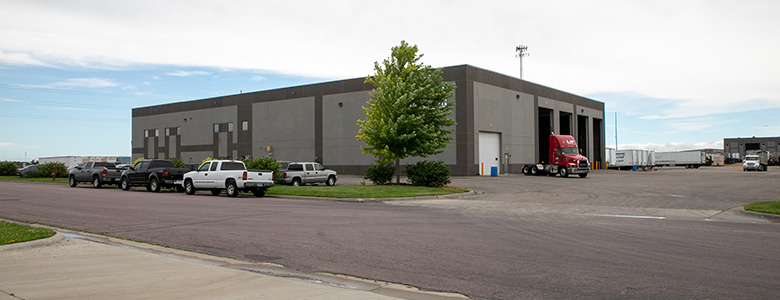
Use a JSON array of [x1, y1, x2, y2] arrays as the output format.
[[132, 65, 605, 176], [723, 136, 780, 159]]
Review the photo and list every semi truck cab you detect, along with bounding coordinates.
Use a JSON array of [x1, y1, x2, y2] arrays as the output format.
[[523, 135, 590, 178]]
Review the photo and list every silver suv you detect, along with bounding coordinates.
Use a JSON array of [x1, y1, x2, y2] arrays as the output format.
[[281, 162, 337, 186]]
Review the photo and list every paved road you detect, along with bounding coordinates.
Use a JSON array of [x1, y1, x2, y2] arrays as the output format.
[[1, 167, 779, 299]]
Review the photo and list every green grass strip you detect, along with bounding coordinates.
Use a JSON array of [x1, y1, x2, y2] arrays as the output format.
[[0, 221, 56, 245], [744, 201, 780, 215], [267, 185, 468, 198], [0, 176, 68, 184]]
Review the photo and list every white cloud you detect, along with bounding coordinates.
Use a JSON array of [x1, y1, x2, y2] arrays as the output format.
[[35, 106, 83, 111], [0, 51, 50, 66], [0, 0, 779, 119], [1, 98, 25, 103], [0, 142, 14, 148], [15, 78, 118, 89], [618, 141, 724, 152], [165, 70, 212, 77]]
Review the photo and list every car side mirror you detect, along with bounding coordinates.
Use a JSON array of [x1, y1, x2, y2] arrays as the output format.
[[579, 149, 583, 154]]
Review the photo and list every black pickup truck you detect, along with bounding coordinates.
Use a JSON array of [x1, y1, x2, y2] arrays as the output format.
[[119, 159, 189, 192]]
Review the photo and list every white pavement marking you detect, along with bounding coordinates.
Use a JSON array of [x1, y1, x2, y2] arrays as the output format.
[[583, 213, 666, 220]]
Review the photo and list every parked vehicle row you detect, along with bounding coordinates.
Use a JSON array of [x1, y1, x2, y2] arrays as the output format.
[[65, 159, 338, 197]]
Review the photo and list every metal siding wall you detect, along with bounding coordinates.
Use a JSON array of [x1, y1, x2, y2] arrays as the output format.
[[252, 98, 315, 161]]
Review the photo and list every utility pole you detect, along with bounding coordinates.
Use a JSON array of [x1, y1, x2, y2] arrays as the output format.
[[515, 44, 529, 79], [615, 112, 618, 151]]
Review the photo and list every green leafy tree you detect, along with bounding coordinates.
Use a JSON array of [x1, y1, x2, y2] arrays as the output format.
[[357, 40, 456, 183]]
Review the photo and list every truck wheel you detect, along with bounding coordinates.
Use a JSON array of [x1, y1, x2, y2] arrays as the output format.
[[210, 189, 220, 196], [530, 166, 539, 176], [292, 178, 301, 186], [579, 173, 588, 178], [149, 178, 161, 193], [252, 189, 266, 197], [326, 176, 336, 186], [120, 177, 130, 190], [522, 165, 531, 176], [92, 176, 102, 188], [184, 180, 196, 195], [226, 181, 238, 197], [558, 167, 569, 178], [68, 175, 77, 187]]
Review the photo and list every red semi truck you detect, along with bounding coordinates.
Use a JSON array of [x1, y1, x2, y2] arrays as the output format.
[[522, 135, 590, 178]]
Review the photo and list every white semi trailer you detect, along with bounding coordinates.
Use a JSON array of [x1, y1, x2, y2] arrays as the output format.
[[606, 149, 655, 170], [654, 151, 707, 169]]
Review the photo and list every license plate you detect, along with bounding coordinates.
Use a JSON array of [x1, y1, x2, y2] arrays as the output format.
[[174, 180, 183, 185]]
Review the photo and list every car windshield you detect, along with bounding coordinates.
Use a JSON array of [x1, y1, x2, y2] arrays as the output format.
[[561, 147, 579, 155], [745, 156, 759, 162]]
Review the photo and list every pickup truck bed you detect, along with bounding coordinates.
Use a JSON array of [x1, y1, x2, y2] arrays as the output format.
[[68, 162, 123, 188]]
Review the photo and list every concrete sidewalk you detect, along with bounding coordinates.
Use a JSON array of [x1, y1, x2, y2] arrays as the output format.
[[0, 231, 467, 300]]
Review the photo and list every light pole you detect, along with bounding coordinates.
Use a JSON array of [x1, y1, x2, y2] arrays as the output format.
[[515, 44, 529, 79]]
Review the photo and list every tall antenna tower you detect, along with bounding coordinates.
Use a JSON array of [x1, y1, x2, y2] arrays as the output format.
[[515, 44, 529, 79]]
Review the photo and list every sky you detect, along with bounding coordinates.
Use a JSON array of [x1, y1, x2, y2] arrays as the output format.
[[1, 0, 779, 162]]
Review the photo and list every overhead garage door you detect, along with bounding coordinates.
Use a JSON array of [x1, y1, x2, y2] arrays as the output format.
[[479, 132, 500, 176]]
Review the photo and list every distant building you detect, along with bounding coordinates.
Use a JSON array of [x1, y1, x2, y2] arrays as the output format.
[[131, 65, 606, 176], [723, 136, 780, 159], [39, 156, 132, 169]]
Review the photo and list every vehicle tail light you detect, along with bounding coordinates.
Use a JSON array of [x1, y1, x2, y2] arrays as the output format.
[[162, 171, 169, 177], [243, 171, 247, 180], [102, 169, 107, 176], [283, 172, 288, 178]]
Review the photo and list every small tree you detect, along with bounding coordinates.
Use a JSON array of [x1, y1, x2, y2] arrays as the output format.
[[357, 41, 456, 183]]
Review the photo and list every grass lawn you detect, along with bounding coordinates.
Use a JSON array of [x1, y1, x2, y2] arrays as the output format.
[[0, 176, 68, 184], [0, 221, 56, 245], [267, 184, 469, 198], [744, 201, 780, 215], [0, 176, 469, 199]]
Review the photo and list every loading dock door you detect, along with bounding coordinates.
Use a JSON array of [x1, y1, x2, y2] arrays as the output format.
[[479, 132, 500, 176]]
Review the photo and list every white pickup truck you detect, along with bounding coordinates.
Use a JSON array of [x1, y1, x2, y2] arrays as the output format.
[[182, 160, 274, 197]]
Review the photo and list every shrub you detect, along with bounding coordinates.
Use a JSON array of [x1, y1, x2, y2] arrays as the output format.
[[404, 160, 451, 188], [21, 170, 39, 178], [364, 162, 395, 185], [201, 157, 214, 165], [37, 162, 67, 178], [165, 157, 186, 169], [0, 161, 18, 176], [244, 157, 281, 182]]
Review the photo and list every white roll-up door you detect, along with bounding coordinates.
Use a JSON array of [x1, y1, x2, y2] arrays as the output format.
[[478, 132, 500, 176]]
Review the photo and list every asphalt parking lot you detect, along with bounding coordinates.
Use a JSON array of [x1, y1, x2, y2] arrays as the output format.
[[378, 165, 780, 222]]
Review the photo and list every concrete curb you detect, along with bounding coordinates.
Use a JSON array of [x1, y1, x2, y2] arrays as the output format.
[[739, 207, 780, 223], [0, 231, 65, 252]]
